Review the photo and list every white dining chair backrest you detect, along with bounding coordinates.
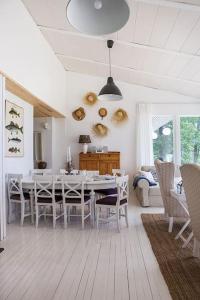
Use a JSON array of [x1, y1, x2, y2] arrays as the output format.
[[116, 175, 129, 205], [33, 175, 54, 182], [62, 180, 84, 199], [86, 170, 99, 177], [112, 169, 126, 176], [61, 175, 87, 182], [7, 174, 23, 196], [31, 169, 52, 176], [34, 177, 56, 203]]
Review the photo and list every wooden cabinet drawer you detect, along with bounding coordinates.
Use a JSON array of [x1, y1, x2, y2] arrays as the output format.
[[99, 153, 119, 161], [79, 153, 99, 160]]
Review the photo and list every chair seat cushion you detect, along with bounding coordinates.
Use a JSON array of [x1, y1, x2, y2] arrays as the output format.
[[95, 188, 117, 196], [10, 192, 30, 200], [96, 196, 127, 206], [37, 195, 62, 203], [65, 195, 90, 204]]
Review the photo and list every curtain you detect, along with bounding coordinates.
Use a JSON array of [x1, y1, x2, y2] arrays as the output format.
[[136, 103, 153, 169]]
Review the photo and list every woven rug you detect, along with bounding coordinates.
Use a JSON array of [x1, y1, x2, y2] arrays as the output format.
[[141, 214, 200, 300]]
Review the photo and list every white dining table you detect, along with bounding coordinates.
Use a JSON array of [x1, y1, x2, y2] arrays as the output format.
[[170, 189, 193, 248], [21, 176, 117, 225]]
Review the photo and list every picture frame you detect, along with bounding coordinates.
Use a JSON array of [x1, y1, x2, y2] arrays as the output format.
[[5, 100, 24, 157]]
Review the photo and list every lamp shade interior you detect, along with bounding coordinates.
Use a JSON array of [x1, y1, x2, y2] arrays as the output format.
[[66, 0, 130, 36]]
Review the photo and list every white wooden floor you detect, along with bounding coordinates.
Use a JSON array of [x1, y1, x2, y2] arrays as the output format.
[[0, 194, 171, 300]]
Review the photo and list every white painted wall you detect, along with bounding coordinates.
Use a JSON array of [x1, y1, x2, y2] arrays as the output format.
[[5, 91, 33, 176], [0, 0, 67, 115], [0, 75, 6, 240], [66, 72, 200, 177], [52, 118, 68, 172], [34, 117, 67, 173], [34, 117, 53, 169]]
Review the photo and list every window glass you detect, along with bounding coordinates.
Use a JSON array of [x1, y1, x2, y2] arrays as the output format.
[[180, 117, 200, 164], [152, 116, 174, 162]]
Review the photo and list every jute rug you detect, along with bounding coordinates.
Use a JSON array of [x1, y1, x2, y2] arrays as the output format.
[[141, 214, 200, 300]]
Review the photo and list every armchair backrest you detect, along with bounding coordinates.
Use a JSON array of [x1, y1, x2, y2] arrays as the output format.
[[154, 159, 175, 214], [180, 164, 200, 242]]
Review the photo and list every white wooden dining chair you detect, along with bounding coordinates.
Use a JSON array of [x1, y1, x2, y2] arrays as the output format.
[[34, 175, 63, 228], [7, 174, 34, 225], [95, 175, 129, 232], [62, 176, 92, 229]]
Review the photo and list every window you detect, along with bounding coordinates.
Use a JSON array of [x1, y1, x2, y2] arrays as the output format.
[[180, 117, 200, 164], [152, 116, 174, 162]]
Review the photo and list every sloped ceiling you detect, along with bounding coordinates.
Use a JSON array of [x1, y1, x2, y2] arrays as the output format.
[[22, 0, 200, 98]]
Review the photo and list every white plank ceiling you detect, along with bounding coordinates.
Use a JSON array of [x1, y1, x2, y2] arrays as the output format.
[[22, 0, 200, 98]]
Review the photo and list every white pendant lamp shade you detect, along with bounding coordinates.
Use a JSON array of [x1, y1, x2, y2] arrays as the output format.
[[66, 0, 130, 36]]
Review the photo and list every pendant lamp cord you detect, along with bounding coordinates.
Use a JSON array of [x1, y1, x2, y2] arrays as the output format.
[[109, 47, 111, 77]]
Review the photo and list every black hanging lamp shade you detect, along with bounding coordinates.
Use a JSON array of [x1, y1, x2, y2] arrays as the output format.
[[66, 0, 130, 36], [99, 40, 123, 101], [99, 77, 122, 101]]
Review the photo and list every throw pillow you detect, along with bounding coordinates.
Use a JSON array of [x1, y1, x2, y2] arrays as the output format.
[[141, 171, 156, 184]]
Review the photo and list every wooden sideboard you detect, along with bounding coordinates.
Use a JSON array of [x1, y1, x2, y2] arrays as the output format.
[[79, 152, 120, 175]]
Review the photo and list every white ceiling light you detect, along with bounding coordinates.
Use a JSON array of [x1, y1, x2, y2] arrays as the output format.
[[66, 0, 130, 36], [162, 127, 171, 136]]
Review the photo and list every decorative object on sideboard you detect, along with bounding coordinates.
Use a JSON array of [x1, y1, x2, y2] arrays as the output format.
[[95, 146, 108, 153], [84, 92, 98, 106], [112, 108, 128, 123], [93, 123, 108, 137], [72, 107, 86, 121], [79, 135, 91, 154], [98, 107, 107, 120], [37, 161, 47, 169], [102, 146, 108, 153], [88, 145, 97, 153], [99, 40, 123, 101], [5, 100, 24, 157], [96, 146, 103, 153], [66, 0, 130, 36]]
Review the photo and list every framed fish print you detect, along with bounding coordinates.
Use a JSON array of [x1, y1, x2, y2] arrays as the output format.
[[5, 101, 24, 157]]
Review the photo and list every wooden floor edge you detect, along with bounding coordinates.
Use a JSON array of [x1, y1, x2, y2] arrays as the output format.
[[0, 70, 65, 118]]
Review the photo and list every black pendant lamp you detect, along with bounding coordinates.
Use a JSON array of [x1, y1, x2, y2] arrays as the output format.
[[66, 0, 130, 36], [99, 40, 123, 101]]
